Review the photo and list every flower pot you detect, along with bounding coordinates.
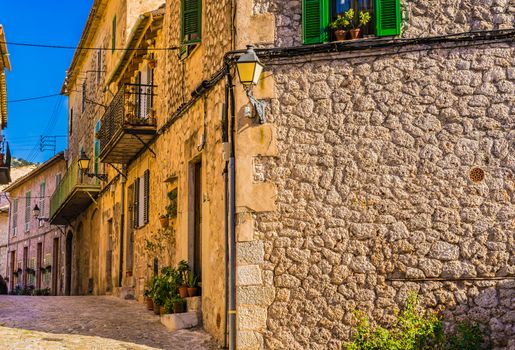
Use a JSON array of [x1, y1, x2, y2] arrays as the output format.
[[349, 28, 361, 40], [159, 217, 169, 228], [179, 286, 189, 298], [334, 30, 346, 41], [172, 302, 185, 313], [187, 287, 199, 297], [146, 297, 154, 311], [153, 301, 160, 315], [159, 306, 165, 316]]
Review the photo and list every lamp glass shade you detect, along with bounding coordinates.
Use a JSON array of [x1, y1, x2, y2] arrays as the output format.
[[78, 151, 91, 172], [236, 62, 258, 85], [32, 204, 40, 218], [236, 45, 264, 86]]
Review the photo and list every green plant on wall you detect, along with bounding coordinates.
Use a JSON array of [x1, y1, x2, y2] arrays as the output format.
[[166, 189, 178, 218], [346, 293, 491, 350]]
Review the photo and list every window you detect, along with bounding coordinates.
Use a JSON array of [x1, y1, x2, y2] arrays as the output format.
[[39, 182, 46, 227], [69, 108, 73, 135], [112, 16, 117, 53], [181, 0, 202, 45], [97, 49, 102, 82], [12, 198, 18, 235], [94, 121, 101, 177], [132, 170, 150, 228], [24, 191, 31, 232], [302, 0, 401, 44], [82, 81, 87, 113], [55, 173, 62, 188]]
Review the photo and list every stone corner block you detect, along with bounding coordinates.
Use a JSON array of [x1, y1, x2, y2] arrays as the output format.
[[238, 330, 264, 350], [237, 241, 265, 265], [237, 265, 263, 286]]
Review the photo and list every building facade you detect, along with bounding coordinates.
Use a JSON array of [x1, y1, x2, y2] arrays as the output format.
[[0, 165, 37, 280], [54, 0, 513, 349], [5, 153, 66, 294], [0, 24, 12, 185]]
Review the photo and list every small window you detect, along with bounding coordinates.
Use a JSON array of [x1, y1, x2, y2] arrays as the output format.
[[55, 173, 62, 188], [69, 108, 73, 135], [181, 0, 202, 45], [12, 198, 18, 235], [39, 182, 46, 227], [112, 16, 117, 53], [97, 49, 102, 82], [132, 171, 150, 228], [24, 191, 31, 232], [302, 0, 401, 44], [82, 81, 87, 113]]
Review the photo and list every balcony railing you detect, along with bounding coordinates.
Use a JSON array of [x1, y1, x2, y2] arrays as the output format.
[[49, 162, 100, 225], [98, 83, 157, 164]]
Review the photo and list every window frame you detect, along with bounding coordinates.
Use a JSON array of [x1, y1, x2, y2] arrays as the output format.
[[12, 198, 18, 236], [302, 0, 401, 44], [24, 191, 31, 232]]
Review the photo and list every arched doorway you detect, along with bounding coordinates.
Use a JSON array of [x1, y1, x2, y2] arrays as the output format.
[[65, 231, 73, 295]]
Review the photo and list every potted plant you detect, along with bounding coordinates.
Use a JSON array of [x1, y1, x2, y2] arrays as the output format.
[[187, 272, 199, 297], [144, 277, 156, 311], [330, 14, 350, 41], [152, 276, 168, 315], [166, 189, 178, 218], [171, 295, 186, 313], [163, 298, 174, 314], [177, 260, 190, 298], [159, 214, 169, 228], [345, 9, 371, 40]]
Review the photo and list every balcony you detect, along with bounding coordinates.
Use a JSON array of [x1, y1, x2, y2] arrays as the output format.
[[0, 139, 11, 184], [98, 83, 157, 164], [49, 162, 100, 225]]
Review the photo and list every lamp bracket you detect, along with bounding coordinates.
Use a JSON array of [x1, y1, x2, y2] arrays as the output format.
[[107, 163, 127, 179], [246, 89, 267, 124]]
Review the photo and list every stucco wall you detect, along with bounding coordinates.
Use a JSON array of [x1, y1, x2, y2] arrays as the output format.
[[252, 43, 515, 349], [6, 158, 66, 293]]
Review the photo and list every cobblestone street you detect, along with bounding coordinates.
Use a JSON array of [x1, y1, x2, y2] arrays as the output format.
[[0, 296, 217, 349]]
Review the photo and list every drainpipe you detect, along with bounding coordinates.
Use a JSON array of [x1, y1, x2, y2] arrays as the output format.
[[118, 167, 126, 287], [225, 61, 237, 350], [222, 84, 230, 349], [4, 193, 11, 290]]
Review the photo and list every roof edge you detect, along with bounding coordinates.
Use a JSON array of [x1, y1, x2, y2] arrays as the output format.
[[3, 152, 65, 192]]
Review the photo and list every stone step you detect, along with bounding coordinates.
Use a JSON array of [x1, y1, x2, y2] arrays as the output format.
[[186, 296, 201, 313], [120, 287, 135, 300], [160, 312, 200, 331]]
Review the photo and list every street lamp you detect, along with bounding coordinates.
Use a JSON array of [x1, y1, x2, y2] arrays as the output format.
[[235, 45, 264, 86], [235, 44, 267, 124], [32, 204, 48, 222], [78, 149, 107, 181]]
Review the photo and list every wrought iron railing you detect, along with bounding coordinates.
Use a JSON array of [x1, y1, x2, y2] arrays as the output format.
[[98, 83, 157, 155]]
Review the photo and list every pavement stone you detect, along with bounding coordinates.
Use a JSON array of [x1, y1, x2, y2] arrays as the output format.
[[0, 296, 218, 350]]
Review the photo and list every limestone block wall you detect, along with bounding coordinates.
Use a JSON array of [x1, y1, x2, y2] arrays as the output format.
[[259, 0, 515, 47], [253, 43, 515, 349]]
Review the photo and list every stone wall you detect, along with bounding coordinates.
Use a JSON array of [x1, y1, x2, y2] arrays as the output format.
[[267, 0, 514, 47], [254, 43, 515, 349]]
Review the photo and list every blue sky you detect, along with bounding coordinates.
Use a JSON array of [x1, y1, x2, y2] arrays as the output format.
[[1, 1, 93, 163]]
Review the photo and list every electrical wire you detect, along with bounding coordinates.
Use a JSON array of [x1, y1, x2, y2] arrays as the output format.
[[0, 40, 180, 51], [7, 94, 61, 103]]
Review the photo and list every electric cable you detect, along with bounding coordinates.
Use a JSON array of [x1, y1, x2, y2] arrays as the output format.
[[7, 94, 61, 103], [0, 40, 180, 51]]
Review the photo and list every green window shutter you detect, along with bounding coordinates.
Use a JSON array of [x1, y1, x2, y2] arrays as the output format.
[[181, 0, 202, 44], [303, 0, 329, 44], [375, 0, 401, 36]]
